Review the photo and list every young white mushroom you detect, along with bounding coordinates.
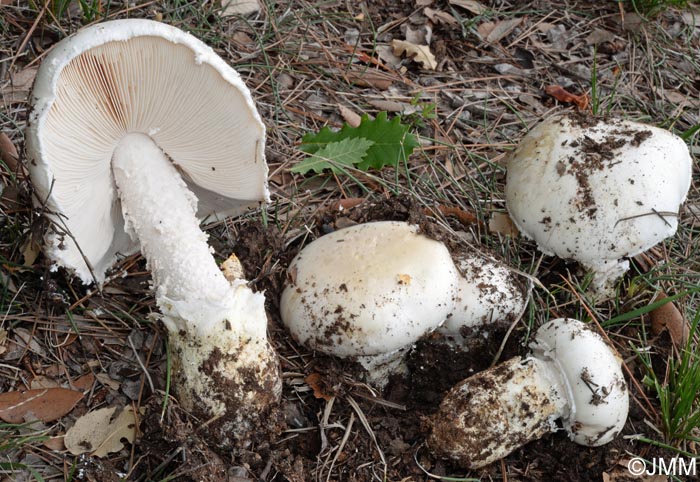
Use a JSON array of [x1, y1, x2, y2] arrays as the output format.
[[428, 318, 628, 469], [438, 254, 528, 343], [26, 19, 280, 446], [280, 221, 460, 384], [280, 220, 530, 385], [506, 114, 692, 291]]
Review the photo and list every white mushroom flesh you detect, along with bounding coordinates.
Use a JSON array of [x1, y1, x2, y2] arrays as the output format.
[[506, 114, 692, 288], [26, 20, 279, 445], [112, 132, 262, 338]]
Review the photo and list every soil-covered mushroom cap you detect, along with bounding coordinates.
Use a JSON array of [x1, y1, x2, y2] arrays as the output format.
[[440, 254, 528, 336], [530, 318, 628, 446], [280, 221, 460, 357], [26, 19, 267, 283], [506, 114, 691, 285]]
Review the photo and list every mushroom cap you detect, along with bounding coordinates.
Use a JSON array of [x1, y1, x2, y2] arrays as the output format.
[[506, 114, 691, 276], [530, 318, 628, 446], [439, 254, 528, 336], [26, 19, 268, 283], [280, 221, 460, 357]]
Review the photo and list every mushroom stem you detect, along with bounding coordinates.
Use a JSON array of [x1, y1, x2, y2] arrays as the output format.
[[428, 356, 568, 469], [112, 133, 248, 335], [112, 132, 281, 446]]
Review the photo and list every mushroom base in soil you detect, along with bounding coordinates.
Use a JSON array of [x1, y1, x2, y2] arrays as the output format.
[[113, 133, 282, 444], [428, 318, 628, 469]]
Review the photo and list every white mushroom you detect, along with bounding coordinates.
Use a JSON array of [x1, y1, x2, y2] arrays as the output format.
[[439, 254, 528, 343], [506, 114, 692, 291], [26, 19, 280, 446], [280, 221, 460, 384], [428, 318, 628, 469]]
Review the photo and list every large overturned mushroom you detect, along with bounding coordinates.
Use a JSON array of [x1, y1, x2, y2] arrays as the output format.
[[26, 19, 280, 446], [506, 113, 692, 292]]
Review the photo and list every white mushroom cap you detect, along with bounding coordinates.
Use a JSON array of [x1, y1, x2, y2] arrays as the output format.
[[280, 221, 460, 358], [26, 19, 268, 283], [506, 114, 691, 286], [530, 318, 628, 446], [439, 254, 528, 337]]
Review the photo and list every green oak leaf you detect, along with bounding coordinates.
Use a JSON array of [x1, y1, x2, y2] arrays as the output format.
[[290, 137, 374, 174], [299, 112, 419, 171]]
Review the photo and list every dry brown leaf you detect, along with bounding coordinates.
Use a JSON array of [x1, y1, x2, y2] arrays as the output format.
[[232, 31, 255, 46], [405, 24, 431, 45], [476, 21, 496, 39], [30, 376, 60, 390], [375, 45, 403, 69], [0, 132, 19, 173], [367, 99, 407, 112], [650, 293, 689, 347], [345, 70, 394, 90], [21, 237, 41, 267], [544, 85, 590, 110], [424, 7, 458, 25], [653, 87, 700, 108], [12, 328, 44, 356], [449, 0, 488, 15], [72, 373, 95, 391], [220, 0, 260, 15], [305, 373, 333, 401], [221, 253, 245, 281], [43, 436, 66, 451], [64, 406, 137, 457], [489, 212, 520, 237], [0, 388, 83, 423], [95, 373, 121, 391], [481, 17, 523, 43], [332, 197, 365, 211], [427, 205, 481, 227], [585, 28, 616, 45], [338, 105, 361, 127], [391, 40, 438, 70], [1, 67, 38, 103]]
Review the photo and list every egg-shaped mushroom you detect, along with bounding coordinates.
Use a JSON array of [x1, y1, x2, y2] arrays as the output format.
[[280, 221, 460, 382]]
